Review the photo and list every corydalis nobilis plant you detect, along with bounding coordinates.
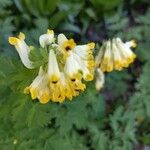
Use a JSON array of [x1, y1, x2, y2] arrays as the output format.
[[8, 30, 95, 103], [8, 30, 136, 104]]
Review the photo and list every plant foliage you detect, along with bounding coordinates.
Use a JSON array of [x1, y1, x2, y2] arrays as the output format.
[[0, 0, 150, 149]]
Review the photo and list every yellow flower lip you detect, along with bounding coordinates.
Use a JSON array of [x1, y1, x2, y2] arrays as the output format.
[[8, 37, 18, 45], [47, 29, 54, 34], [39, 92, 50, 104], [62, 39, 76, 51], [130, 40, 137, 48], [50, 75, 60, 84], [8, 32, 25, 46], [88, 42, 95, 49]]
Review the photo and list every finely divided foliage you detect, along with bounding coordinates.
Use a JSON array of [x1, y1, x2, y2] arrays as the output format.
[[0, 0, 150, 149]]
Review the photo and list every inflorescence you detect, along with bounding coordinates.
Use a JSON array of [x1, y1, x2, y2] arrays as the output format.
[[8, 30, 136, 104]]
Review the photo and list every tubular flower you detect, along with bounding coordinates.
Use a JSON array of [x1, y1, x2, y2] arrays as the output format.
[[9, 29, 95, 103], [73, 42, 95, 78], [48, 50, 60, 83], [95, 37, 136, 72], [57, 33, 76, 58], [39, 29, 54, 48], [95, 68, 105, 91], [64, 52, 82, 81], [26, 67, 50, 104], [8, 32, 33, 69]]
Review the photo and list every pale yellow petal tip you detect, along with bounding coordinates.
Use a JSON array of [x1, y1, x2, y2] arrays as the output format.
[[62, 39, 76, 51], [84, 74, 94, 81], [95, 81, 104, 91], [8, 37, 18, 45], [23, 87, 30, 94], [88, 42, 95, 49], [106, 66, 113, 72], [47, 29, 54, 34], [18, 32, 25, 40], [30, 89, 38, 100], [130, 40, 137, 48], [39, 94, 50, 104], [101, 65, 113, 73]]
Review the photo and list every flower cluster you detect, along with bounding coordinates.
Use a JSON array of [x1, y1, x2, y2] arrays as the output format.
[[95, 37, 136, 72], [9, 30, 95, 103]]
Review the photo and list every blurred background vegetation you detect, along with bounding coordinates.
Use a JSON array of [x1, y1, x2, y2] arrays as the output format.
[[0, 0, 150, 149]]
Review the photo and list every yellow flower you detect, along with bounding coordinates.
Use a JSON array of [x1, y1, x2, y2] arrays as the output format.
[[8, 32, 33, 69], [39, 29, 54, 48], [96, 38, 136, 72]]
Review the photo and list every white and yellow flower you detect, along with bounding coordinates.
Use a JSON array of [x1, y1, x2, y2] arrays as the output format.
[[64, 52, 82, 81], [96, 41, 112, 72], [73, 42, 95, 60], [73, 42, 95, 76], [26, 67, 50, 104], [116, 38, 136, 65], [48, 50, 60, 83], [72, 52, 93, 81], [57, 33, 76, 58], [48, 72, 74, 103], [8, 32, 33, 69], [95, 68, 105, 91], [96, 38, 136, 72], [39, 29, 54, 48]]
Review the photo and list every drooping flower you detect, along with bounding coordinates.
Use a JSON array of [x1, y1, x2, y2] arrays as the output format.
[[116, 38, 136, 66], [73, 42, 95, 60], [73, 42, 95, 76], [64, 52, 82, 81], [95, 68, 105, 91], [71, 52, 93, 81], [95, 37, 136, 72], [26, 67, 50, 104], [8, 32, 33, 69], [39, 29, 54, 48]]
